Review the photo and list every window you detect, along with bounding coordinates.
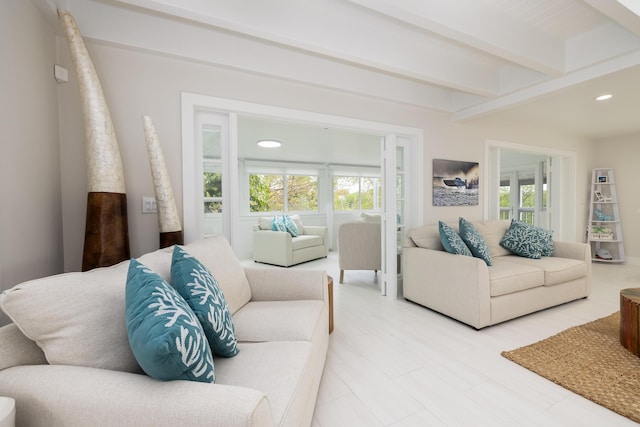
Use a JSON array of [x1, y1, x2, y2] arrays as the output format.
[[249, 173, 318, 213], [202, 124, 225, 236], [333, 176, 381, 211]]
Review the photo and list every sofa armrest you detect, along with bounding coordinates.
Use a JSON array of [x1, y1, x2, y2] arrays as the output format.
[[0, 324, 47, 370], [552, 240, 591, 263], [0, 365, 273, 427], [300, 226, 328, 255], [244, 268, 327, 302], [253, 230, 293, 265], [403, 247, 491, 329]]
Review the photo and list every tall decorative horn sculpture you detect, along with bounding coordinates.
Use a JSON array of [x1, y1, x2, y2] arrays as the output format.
[[142, 116, 184, 248], [59, 10, 130, 271]]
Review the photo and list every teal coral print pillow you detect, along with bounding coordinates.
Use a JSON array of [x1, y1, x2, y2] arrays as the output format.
[[459, 217, 492, 266], [500, 220, 553, 259], [283, 215, 299, 237], [171, 246, 239, 358], [125, 259, 215, 383], [272, 216, 287, 232], [438, 221, 472, 257]]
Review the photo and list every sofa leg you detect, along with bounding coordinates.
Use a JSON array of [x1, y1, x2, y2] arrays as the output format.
[[339, 270, 344, 283]]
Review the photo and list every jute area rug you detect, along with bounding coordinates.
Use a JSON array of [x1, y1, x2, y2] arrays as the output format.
[[502, 312, 640, 423]]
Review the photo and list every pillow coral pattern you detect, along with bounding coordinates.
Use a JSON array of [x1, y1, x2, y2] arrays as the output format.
[[438, 221, 472, 257], [500, 220, 553, 259], [171, 246, 239, 357], [459, 217, 492, 266], [283, 215, 299, 237], [126, 259, 215, 383]]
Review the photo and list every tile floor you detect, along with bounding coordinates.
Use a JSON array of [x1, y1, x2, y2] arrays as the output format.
[[247, 253, 640, 427]]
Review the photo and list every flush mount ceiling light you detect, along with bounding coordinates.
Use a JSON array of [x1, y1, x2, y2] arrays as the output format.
[[595, 94, 613, 101], [257, 139, 282, 148]]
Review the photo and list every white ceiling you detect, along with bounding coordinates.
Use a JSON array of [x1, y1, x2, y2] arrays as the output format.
[[35, 0, 640, 139]]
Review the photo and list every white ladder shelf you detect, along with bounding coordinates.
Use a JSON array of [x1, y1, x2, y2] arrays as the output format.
[[588, 168, 625, 263]]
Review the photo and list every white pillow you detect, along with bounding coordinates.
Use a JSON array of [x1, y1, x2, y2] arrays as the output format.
[[360, 213, 381, 223], [180, 235, 252, 315], [0, 261, 142, 372]]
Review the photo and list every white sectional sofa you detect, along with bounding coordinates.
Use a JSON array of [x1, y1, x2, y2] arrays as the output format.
[[0, 236, 329, 426], [403, 219, 591, 329]]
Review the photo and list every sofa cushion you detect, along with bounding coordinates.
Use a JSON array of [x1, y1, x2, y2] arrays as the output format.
[[215, 341, 315, 426], [469, 219, 512, 257], [360, 213, 382, 223], [459, 217, 492, 266], [126, 259, 215, 383], [502, 256, 586, 286], [171, 246, 238, 358], [438, 221, 472, 257], [489, 257, 545, 296], [409, 224, 445, 250], [233, 300, 324, 342], [181, 236, 252, 315], [0, 260, 141, 372], [258, 217, 273, 231], [292, 235, 323, 251]]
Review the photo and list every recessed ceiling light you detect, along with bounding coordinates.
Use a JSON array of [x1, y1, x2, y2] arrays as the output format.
[[257, 139, 282, 148], [595, 94, 613, 101]]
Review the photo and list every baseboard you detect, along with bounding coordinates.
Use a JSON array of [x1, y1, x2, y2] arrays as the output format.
[[624, 256, 640, 266]]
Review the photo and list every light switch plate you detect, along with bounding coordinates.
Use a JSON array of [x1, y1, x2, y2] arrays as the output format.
[[142, 197, 157, 214]]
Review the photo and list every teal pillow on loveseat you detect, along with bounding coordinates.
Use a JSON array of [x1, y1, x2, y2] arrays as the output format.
[[125, 259, 215, 383], [438, 221, 472, 257], [459, 217, 492, 266], [171, 246, 239, 358], [499, 220, 554, 259]]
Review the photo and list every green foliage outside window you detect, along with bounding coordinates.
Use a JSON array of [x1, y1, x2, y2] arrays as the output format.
[[333, 176, 379, 210], [204, 172, 222, 213], [249, 174, 317, 213]]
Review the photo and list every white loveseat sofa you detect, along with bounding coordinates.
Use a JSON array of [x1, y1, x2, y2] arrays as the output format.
[[403, 219, 591, 329], [0, 235, 329, 426], [253, 217, 328, 267]]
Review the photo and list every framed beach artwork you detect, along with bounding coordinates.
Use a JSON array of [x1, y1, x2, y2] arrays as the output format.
[[432, 159, 479, 206]]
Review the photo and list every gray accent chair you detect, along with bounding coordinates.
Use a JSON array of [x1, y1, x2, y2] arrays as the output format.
[[337, 221, 381, 283]]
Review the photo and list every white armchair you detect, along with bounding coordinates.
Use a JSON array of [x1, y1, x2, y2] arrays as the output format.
[[253, 216, 328, 267], [338, 221, 381, 283]]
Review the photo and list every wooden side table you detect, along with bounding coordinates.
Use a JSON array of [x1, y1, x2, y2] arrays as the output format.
[[327, 276, 334, 333], [620, 288, 640, 356]]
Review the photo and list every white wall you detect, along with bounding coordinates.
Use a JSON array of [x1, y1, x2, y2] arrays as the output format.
[[0, 0, 63, 325], [55, 39, 597, 271], [594, 133, 640, 260]]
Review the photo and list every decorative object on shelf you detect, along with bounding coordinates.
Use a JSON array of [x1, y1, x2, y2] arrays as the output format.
[[594, 208, 614, 222], [142, 116, 183, 248], [432, 159, 479, 206], [588, 168, 625, 263], [59, 10, 130, 271], [594, 190, 612, 202]]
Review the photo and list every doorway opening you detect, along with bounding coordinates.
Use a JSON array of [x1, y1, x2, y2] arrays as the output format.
[[182, 93, 423, 299]]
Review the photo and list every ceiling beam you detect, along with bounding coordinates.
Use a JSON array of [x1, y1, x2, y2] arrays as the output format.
[[347, 0, 565, 76], [453, 50, 640, 121], [583, 0, 640, 37], [109, 0, 501, 96]]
